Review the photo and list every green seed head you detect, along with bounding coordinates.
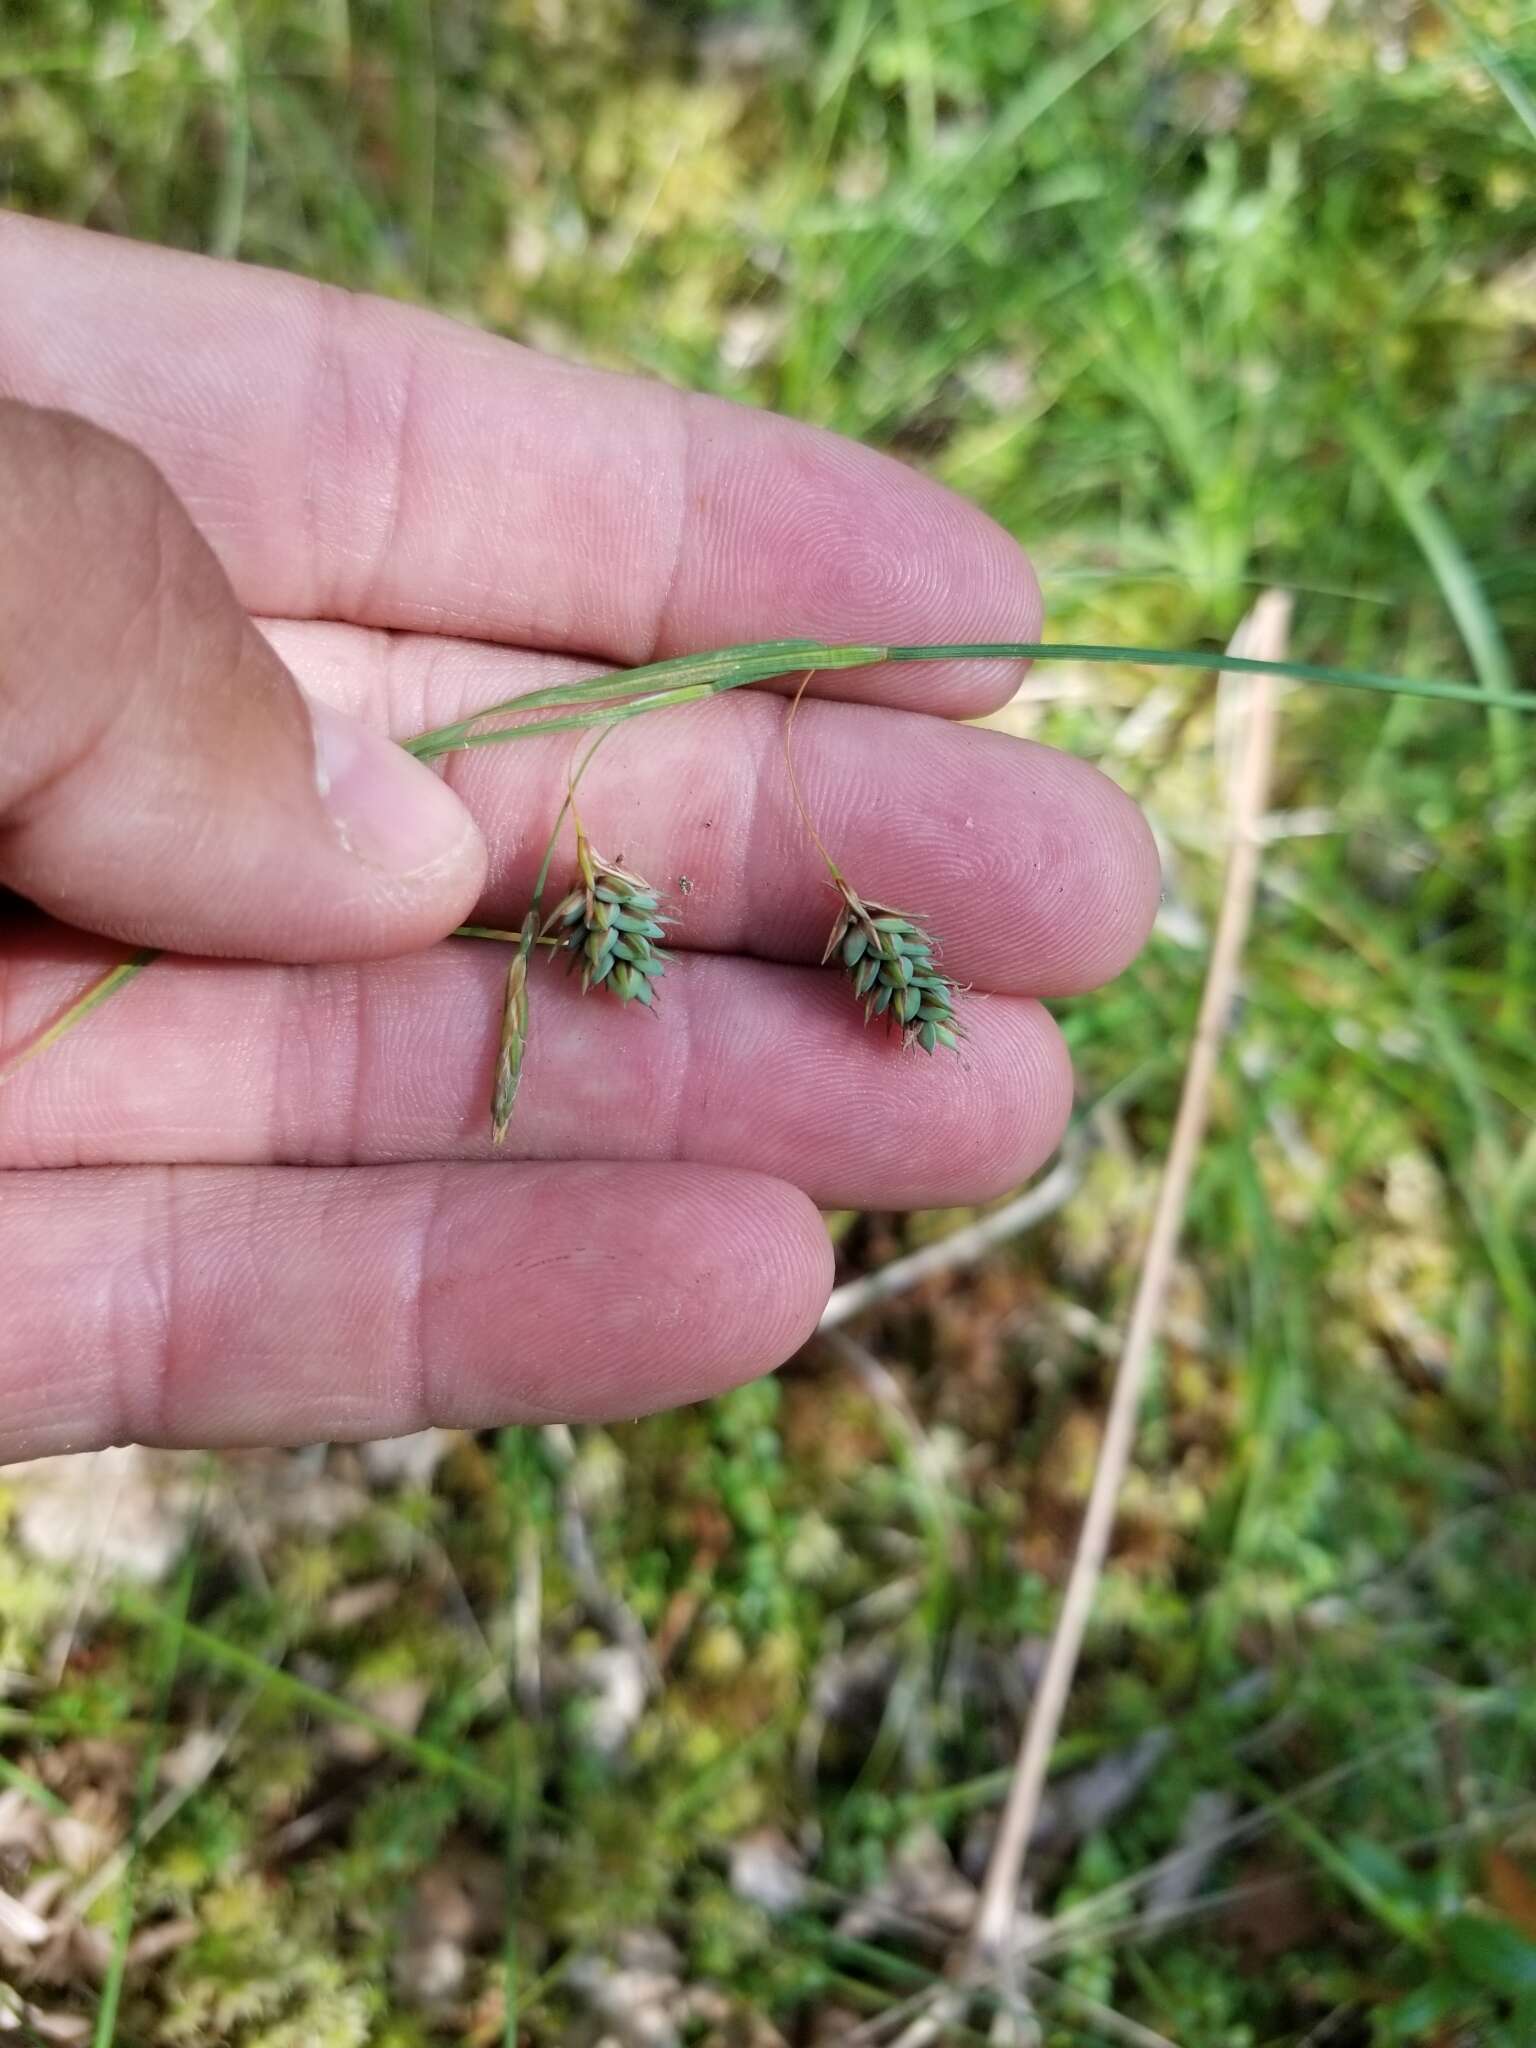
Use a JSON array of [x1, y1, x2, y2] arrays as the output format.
[[543, 832, 670, 1005], [823, 882, 960, 1050]]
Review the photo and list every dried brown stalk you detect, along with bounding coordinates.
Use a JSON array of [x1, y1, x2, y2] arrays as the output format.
[[968, 590, 1290, 1976]]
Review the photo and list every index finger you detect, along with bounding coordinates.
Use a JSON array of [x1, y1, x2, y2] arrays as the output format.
[[0, 213, 1040, 716]]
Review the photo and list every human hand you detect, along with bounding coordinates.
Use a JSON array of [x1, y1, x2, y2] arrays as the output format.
[[0, 215, 1158, 1461]]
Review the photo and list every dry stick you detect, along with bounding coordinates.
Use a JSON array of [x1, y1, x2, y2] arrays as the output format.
[[818, 1329, 934, 1458], [844, 1961, 1179, 2048], [540, 1424, 661, 1693], [818, 1150, 1085, 1332], [512, 1517, 544, 1718], [967, 591, 1290, 1974], [44, 1451, 129, 1688], [887, 603, 1287, 2048]]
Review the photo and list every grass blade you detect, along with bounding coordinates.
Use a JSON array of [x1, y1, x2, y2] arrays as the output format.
[[1434, 0, 1536, 149], [0, 1753, 68, 1817], [884, 640, 1533, 712], [0, 948, 158, 1090], [115, 1587, 509, 1803], [93, 1531, 200, 2048], [402, 640, 884, 758], [411, 637, 1534, 766], [1351, 412, 1531, 1011]]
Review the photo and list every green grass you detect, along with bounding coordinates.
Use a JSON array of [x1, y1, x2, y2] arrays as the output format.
[[2, 0, 1535, 2042]]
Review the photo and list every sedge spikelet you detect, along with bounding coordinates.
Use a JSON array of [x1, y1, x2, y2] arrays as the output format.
[[541, 830, 670, 1007], [823, 880, 959, 1053], [491, 915, 536, 1145]]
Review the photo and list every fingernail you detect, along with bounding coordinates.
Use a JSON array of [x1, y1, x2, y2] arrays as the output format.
[[309, 697, 471, 877]]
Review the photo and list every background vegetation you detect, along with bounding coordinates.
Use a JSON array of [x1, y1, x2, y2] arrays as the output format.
[[2, 0, 1534, 2041]]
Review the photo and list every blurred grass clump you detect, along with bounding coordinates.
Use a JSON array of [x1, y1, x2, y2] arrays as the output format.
[[3, 0, 1536, 2043]]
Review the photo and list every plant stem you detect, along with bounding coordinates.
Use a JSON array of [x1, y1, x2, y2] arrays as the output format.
[[405, 639, 1532, 765], [0, 947, 157, 1089], [523, 724, 614, 919], [779, 671, 846, 886], [403, 640, 886, 758], [882, 641, 1532, 711], [3, 633, 1527, 1094], [966, 594, 1286, 1982], [486, 725, 615, 1142]]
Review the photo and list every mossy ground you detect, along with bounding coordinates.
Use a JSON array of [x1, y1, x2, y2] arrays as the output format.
[[2, 2, 1534, 2041]]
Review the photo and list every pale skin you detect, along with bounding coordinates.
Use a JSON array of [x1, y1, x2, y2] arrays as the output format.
[[0, 214, 1160, 1462]]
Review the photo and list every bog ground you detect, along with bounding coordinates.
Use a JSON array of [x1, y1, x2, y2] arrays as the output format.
[[1, 2, 1534, 2043]]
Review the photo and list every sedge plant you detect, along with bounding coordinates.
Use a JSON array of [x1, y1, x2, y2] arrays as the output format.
[[0, 636, 1530, 1142], [465, 732, 676, 1140]]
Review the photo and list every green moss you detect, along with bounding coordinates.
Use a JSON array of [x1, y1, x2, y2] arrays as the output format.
[[4, 0, 1535, 2036]]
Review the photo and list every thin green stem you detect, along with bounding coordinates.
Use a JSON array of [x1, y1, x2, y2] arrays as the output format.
[[883, 642, 1533, 711], [484, 726, 616, 1142], [402, 640, 885, 758], [0, 948, 157, 1090], [562, 728, 615, 884], [116, 1587, 509, 1801], [95, 1523, 201, 2047], [408, 640, 1531, 767], [0, 1752, 68, 1816], [516, 724, 616, 944], [780, 671, 846, 885]]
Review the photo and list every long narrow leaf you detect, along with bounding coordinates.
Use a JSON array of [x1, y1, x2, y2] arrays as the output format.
[[3, 634, 1528, 1089], [94, 1536, 200, 2048], [0, 949, 157, 1089], [412, 639, 1533, 766], [1351, 412, 1531, 1010], [117, 1589, 508, 1802]]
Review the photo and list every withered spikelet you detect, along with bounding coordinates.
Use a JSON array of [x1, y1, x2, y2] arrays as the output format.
[[491, 915, 536, 1146]]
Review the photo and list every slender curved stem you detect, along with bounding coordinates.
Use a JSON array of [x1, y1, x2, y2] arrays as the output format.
[[405, 639, 1531, 766], [0, 947, 157, 1088], [882, 641, 1530, 710], [779, 672, 845, 887]]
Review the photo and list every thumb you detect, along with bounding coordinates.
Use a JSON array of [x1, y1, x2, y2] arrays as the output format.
[[0, 402, 485, 960]]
